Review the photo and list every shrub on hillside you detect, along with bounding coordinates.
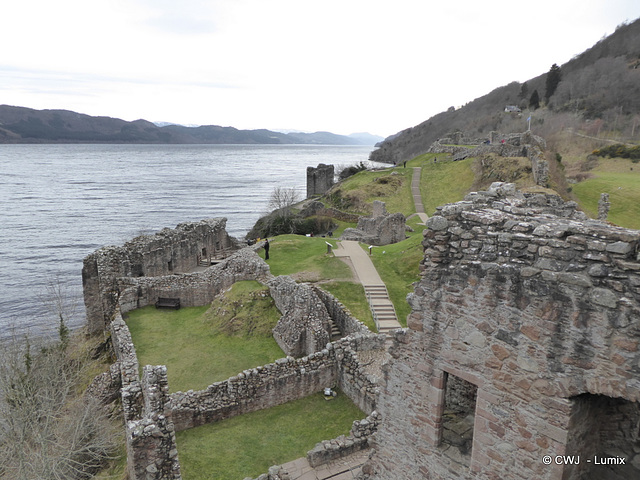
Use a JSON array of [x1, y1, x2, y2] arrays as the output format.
[[592, 144, 640, 160], [338, 162, 367, 180]]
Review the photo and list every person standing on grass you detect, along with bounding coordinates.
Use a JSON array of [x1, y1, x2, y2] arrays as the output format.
[[264, 238, 270, 260]]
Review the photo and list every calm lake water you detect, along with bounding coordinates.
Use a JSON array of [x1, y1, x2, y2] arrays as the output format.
[[0, 144, 374, 340]]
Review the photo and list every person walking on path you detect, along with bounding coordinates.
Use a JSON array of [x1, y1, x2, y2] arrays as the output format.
[[264, 238, 270, 260]]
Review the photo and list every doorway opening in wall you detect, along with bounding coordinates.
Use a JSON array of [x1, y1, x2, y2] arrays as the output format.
[[565, 393, 640, 480], [440, 372, 477, 466]]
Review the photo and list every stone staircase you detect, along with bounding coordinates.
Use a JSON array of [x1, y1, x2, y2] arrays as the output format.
[[364, 284, 401, 336], [329, 318, 342, 341]]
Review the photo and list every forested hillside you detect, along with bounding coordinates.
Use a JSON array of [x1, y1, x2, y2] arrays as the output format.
[[371, 18, 640, 165]]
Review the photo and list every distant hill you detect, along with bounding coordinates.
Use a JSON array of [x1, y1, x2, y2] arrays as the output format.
[[371, 17, 640, 164], [0, 105, 380, 145]]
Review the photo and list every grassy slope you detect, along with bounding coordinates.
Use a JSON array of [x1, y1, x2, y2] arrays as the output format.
[[176, 392, 363, 480], [411, 153, 476, 214]]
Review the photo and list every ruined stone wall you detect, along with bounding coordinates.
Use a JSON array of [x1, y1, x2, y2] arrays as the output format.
[[365, 183, 640, 480], [116, 247, 271, 316], [110, 315, 182, 479], [341, 202, 406, 246], [169, 333, 383, 431], [307, 411, 380, 467], [429, 131, 550, 187], [334, 333, 385, 414], [312, 286, 371, 337], [307, 163, 335, 198], [126, 366, 182, 480], [83, 218, 237, 334], [170, 350, 337, 431], [268, 276, 331, 357], [299, 200, 360, 224]]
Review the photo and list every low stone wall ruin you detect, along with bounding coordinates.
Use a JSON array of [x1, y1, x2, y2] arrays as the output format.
[[169, 333, 384, 432], [342, 201, 406, 246], [299, 200, 360, 224], [268, 276, 332, 357], [429, 131, 550, 187], [116, 247, 271, 316], [312, 285, 371, 337], [307, 411, 380, 467]]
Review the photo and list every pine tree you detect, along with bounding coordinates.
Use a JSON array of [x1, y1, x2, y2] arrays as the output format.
[[544, 63, 562, 102], [529, 90, 540, 110]]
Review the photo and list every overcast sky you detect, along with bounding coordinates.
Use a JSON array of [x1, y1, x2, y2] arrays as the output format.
[[1, 1, 638, 137]]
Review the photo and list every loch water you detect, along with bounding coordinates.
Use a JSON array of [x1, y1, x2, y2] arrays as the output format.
[[0, 144, 374, 339]]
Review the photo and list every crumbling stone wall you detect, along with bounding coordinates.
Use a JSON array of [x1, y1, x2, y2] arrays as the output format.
[[169, 333, 384, 431], [312, 286, 371, 337], [342, 201, 406, 246], [268, 276, 332, 356], [83, 218, 237, 334], [126, 366, 182, 480], [429, 131, 550, 187], [116, 247, 271, 316], [364, 183, 640, 479], [299, 200, 360, 223], [307, 163, 335, 198], [170, 350, 337, 431], [307, 411, 380, 467]]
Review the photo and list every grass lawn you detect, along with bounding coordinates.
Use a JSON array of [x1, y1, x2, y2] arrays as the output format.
[[176, 391, 364, 480], [262, 235, 353, 281], [571, 157, 640, 229], [125, 282, 284, 393]]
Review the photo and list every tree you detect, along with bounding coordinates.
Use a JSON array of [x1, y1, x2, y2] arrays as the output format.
[[529, 90, 541, 110], [545, 63, 562, 102], [267, 186, 299, 220], [519, 81, 529, 99]]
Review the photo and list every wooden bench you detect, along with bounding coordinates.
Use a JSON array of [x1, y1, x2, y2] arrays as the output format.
[[155, 297, 181, 309]]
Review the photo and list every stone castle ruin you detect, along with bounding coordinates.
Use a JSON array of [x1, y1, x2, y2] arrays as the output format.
[[82, 218, 386, 479], [362, 182, 640, 480], [342, 200, 407, 246], [429, 130, 550, 187], [82, 218, 239, 335]]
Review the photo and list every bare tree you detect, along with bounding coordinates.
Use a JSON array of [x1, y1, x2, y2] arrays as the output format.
[[38, 275, 80, 349], [0, 334, 119, 479], [267, 186, 299, 219]]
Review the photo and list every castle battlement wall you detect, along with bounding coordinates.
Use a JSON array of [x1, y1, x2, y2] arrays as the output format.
[[366, 183, 640, 480]]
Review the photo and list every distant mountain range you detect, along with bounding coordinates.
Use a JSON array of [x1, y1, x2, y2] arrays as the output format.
[[0, 105, 383, 145]]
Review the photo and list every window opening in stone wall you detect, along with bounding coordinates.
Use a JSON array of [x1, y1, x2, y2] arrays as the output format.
[[440, 372, 478, 467], [167, 259, 173, 272], [202, 247, 207, 258], [565, 393, 640, 480]]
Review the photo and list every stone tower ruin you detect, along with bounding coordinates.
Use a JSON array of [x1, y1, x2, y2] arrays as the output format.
[[306, 163, 334, 198]]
